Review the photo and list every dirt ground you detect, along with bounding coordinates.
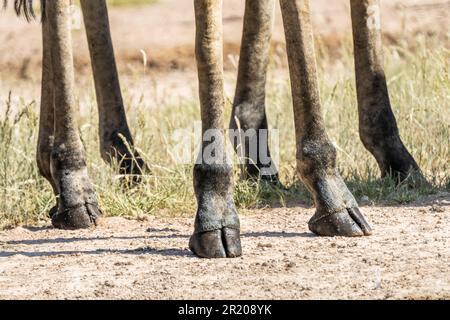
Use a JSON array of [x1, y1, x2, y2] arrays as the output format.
[[1, 192, 449, 300]]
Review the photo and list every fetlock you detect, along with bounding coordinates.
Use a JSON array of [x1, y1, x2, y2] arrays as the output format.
[[360, 126, 423, 183], [297, 139, 372, 237], [230, 111, 279, 183], [100, 129, 146, 176], [190, 162, 242, 258], [193, 163, 240, 233], [50, 144, 101, 229]]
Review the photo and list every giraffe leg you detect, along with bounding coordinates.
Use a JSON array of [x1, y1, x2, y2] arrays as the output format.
[[46, 0, 101, 230], [230, 0, 279, 183], [37, 15, 58, 218], [350, 0, 424, 184], [80, 0, 146, 177], [280, 0, 372, 237], [190, 0, 241, 258]]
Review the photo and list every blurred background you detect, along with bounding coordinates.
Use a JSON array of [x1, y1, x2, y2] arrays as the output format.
[[0, 0, 449, 89]]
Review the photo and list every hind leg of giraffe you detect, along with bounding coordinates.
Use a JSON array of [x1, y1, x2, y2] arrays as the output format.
[[350, 0, 424, 184], [280, 0, 372, 236], [230, 0, 279, 183], [41, 0, 101, 229], [80, 0, 146, 177], [189, 0, 241, 258]]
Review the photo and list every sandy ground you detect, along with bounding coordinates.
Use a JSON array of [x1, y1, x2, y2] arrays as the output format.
[[1, 192, 449, 300]]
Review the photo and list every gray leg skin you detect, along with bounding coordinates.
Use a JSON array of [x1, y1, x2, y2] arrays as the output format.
[[190, 0, 241, 258], [37, 15, 58, 217], [351, 0, 424, 184], [280, 0, 372, 237], [80, 0, 146, 177], [45, 0, 101, 229], [230, 0, 279, 183]]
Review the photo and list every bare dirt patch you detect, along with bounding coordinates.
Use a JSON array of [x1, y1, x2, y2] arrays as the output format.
[[1, 193, 449, 300]]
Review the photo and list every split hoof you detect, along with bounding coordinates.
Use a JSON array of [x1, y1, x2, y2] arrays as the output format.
[[189, 227, 242, 258], [52, 203, 101, 230], [309, 207, 372, 237]]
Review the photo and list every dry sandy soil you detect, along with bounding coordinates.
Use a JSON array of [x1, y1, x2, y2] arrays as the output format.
[[1, 192, 449, 300]]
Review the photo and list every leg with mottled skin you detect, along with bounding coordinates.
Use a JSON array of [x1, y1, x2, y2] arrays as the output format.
[[350, 0, 424, 183], [280, 0, 372, 237], [80, 0, 146, 177], [46, 0, 101, 229], [230, 0, 279, 182], [190, 0, 241, 258], [36, 14, 58, 217]]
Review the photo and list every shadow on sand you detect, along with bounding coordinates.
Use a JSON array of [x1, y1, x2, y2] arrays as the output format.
[[1, 229, 315, 258]]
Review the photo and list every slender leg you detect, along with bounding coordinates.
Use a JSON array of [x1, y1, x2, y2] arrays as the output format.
[[230, 0, 279, 182], [350, 0, 423, 183], [46, 0, 101, 229], [190, 0, 241, 258], [279, 0, 372, 236], [37, 14, 58, 216], [80, 0, 146, 176]]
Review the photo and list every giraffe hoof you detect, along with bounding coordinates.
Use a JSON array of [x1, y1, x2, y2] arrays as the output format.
[[189, 228, 242, 258], [308, 207, 372, 237], [49, 205, 58, 218], [52, 203, 101, 230]]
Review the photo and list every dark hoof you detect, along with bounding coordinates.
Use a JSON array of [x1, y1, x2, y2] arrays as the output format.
[[189, 227, 242, 258], [52, 203, 101, 230], [49, 205, 58, 218], [309, 207, 372, 237]]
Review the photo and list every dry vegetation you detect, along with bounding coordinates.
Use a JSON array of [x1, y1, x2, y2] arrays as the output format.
[[0, 31, 448, 229]]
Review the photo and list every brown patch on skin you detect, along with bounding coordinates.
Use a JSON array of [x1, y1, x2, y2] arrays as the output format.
[[350, 0, 424, 184], [80, 0, 145, 177], [229, 0, 279, 182], [43, 0, 101, 230], [191, 0, 241, 259], [279, 0, 372, 237]]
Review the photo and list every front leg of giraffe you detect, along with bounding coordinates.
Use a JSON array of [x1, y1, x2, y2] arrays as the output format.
[[280, 0, 372, 236], [43, 0, 101, 229], [190, 0, 242, 258]]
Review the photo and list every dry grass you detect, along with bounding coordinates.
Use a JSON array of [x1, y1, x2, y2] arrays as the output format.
[[0, 34, 448, 229]]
